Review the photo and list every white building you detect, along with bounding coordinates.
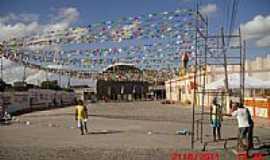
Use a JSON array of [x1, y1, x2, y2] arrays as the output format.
[[165, 55, 270, 118]]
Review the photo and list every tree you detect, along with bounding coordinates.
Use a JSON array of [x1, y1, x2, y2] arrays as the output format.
[[0, 79, 7, 92], [41, 80, 61, 90]]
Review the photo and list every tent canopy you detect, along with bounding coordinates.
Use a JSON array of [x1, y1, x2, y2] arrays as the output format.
[[205, 74, 270, 90]]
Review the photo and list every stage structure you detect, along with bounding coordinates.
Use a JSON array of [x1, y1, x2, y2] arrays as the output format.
[[190, 3, 246, 149]]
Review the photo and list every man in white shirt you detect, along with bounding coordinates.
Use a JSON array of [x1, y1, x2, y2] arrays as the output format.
[[231, 102, 251, 150]]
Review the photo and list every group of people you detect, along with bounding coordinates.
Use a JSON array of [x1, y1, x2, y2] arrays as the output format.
[[74, 95, 255, 150], [210, 97, 254, 150]]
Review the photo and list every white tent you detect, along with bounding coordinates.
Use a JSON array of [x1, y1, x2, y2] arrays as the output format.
[[206, 73, 270, 90]]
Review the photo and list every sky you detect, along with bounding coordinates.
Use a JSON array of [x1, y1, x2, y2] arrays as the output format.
[[0, 0, 270, 59]]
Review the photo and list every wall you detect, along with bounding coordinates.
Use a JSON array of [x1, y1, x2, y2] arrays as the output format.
[[1, 89, 76, 115]]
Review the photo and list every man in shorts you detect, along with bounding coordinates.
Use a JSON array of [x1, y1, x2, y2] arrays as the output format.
[[210, 97, 223, 141]]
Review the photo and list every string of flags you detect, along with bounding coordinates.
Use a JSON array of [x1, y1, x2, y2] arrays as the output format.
[[4, 8, 197, 46], [2, 8, 209, 81], [6, 39, 197, 71]]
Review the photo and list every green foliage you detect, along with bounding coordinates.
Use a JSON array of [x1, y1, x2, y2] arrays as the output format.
[[0, 79, 6, 92], [41, 80, 61, 90], [62, 88, 74, 92]]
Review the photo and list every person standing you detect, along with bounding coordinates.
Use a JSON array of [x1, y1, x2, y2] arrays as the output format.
[[75, 99, 88, 135], [246, 106, 254, 149], [231, 102, 251, 150], [181, 52, 189, 71], [210, 97, 223, 141]]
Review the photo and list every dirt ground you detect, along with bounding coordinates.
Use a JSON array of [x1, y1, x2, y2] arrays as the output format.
[[0, 101, 269, 160]]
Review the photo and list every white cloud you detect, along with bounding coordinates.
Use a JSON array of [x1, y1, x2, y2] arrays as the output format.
[[0, 13, 41, 40], [45, 7, 79, 32], [0, 7, 80, 41], [256, 35, 270, 48], [199, 4, 217, 16], [241, 15, 270, 48], [0, 22, 40, 40], [0, 13, 39, 24], [0, 8, 93, 86], [59, 7, 79, 23]]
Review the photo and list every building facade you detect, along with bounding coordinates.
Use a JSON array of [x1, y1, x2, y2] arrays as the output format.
[[165, 55, 270, 118], [97, 63, 148, 101]]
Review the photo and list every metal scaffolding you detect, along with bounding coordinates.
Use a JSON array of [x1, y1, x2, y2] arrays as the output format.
[[190, 5, 246, 149]]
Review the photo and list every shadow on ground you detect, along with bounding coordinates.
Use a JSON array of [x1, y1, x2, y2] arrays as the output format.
[[87, 130, 124, 135]]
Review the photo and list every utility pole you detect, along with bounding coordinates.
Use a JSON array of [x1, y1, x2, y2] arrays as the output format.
[[239, 28, 244, 104], [0, 43, 4, 80], [242, 40, 246, 100], [221, 27, 229, 95], [169, 69, 172, 102], [58, 70, 62, 88], [67, 72, 71, 88], [23, 65, 26, 83], [191, 4, 199, 149], [200, 16, 208, 143], [0, 51, 3, 80], [45, 56, 49, 81]]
